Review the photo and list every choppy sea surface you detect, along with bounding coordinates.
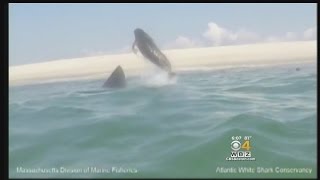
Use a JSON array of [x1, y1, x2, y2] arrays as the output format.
[[9, 62, 317, 178]]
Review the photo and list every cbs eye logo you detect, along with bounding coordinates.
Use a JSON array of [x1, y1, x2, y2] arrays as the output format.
[[231, 140, 241, 151], [231, 140, 251, 151]]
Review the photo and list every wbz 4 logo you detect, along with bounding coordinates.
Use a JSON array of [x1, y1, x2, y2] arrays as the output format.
[[231, 151, 251, 157], [230, 139, 252, 157]]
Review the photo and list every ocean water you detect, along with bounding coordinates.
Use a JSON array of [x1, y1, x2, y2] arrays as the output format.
[[9, 62, 317, 178]]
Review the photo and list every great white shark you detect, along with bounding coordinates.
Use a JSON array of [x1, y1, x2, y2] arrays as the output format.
[[103, 28, 175, 88], [102, 65, 126, 88], [132, 28, 176, 77]]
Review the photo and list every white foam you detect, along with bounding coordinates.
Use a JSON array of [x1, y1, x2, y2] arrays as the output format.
[[138, 67, 177, 88]]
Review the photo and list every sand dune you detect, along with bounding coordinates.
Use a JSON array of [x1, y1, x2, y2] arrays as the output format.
[[9, 40, 316, 86]]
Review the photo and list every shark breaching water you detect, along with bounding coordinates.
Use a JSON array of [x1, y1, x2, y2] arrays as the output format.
[[132, 28, 176, 78], [102, 65, 126, 88], [103, 28, 175, 88]]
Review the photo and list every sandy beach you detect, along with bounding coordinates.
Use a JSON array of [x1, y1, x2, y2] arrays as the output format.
[[9, 40, 316, 86]]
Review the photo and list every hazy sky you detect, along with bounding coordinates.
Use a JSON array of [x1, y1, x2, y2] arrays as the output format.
[[9, 3, 317, 66]]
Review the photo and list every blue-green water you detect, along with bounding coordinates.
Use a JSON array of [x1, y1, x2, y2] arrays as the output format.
[[9, 63, 317, 178]]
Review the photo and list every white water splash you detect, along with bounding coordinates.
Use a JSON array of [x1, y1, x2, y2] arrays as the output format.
[[139, 67, 177, 88]]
